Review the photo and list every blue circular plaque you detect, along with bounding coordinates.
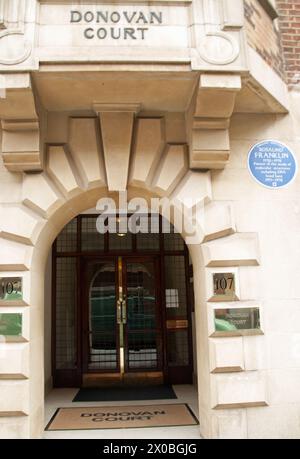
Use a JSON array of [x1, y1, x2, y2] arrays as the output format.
[[248, 140, 297, 189]]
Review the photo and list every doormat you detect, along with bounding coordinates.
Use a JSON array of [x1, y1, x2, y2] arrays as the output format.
[[46, 404, 198, 431], [73, 385, 177, 402]]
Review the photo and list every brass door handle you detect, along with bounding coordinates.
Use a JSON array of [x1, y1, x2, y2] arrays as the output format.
[[117, 297, 127, 324], [122, 299, 127, 324], [117, 300, 122, 324]]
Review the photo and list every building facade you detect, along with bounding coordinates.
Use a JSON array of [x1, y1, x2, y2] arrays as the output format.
[[0, 0, 300, 439]]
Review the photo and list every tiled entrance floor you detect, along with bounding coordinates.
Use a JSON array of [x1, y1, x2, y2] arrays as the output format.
[[44, 385, 201, 439]]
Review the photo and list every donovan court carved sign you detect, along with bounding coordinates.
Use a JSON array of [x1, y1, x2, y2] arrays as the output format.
[[70, 10, 163, 40]]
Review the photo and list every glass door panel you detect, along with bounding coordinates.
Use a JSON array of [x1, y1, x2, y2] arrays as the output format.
[[85, 257, 162, 382], [124, 261, 160, 371], [88, 261, 118, 371]]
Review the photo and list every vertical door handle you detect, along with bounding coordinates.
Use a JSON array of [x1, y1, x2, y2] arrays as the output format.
[[122, 299, 127, 324], [117, 300, 122, 324]]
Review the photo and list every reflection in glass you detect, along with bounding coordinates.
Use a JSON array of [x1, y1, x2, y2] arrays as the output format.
[[89, 262, 117, 370], [126, 262, 158, 369], [214, 308, 261, 332], [0, 313, 22, 336]]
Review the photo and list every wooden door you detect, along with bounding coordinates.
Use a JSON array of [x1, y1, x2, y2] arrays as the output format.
[[82, 256, 163, 386]]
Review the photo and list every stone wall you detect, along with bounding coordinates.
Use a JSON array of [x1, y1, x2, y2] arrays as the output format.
[[244, 0, 285, 81], [212, 106, 300, 438]]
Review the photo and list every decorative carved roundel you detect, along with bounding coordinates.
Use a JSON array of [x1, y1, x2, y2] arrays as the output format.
[[0, 31, 32, 65], [198, 32, 240, 66]]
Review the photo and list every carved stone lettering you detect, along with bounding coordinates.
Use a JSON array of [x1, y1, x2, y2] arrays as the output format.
[[70, 9, 163, 41]]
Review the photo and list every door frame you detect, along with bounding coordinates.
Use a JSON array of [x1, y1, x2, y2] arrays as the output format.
[[51, 214, 194, 387], [81, 254, 164, 384]]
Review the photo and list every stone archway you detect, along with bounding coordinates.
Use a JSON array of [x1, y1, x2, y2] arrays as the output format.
[[0, 113, 264, 439]]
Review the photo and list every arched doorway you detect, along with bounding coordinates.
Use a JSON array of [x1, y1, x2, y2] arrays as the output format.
[[49, 213, 195, 389], [0, 106, 263, 438]]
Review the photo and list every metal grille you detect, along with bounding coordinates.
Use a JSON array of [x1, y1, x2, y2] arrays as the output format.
[[56, 219, 77, 252], [82, 217, 105, 251], [136, 215, 160, 251], [164, 256, 187, 319], [127, 264, 157, 328], [167, 330, 189, 366], [55, 257, 77, 369], [128, 332, 158, 369], [109, 232, 133, 251], [163, 221, 185, 251], [126, 262, 158, 370], [88, 262, 117, 370], [88, 333, 118, 370]]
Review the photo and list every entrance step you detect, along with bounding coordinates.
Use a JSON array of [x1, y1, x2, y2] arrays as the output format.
[[82, 371, 164, 388]]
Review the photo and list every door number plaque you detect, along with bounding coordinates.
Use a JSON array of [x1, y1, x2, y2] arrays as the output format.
[[0, 277, 23, 302], [212, 273, 236, 301]]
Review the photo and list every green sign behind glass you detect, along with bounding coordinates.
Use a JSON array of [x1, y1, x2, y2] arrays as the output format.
[[214, 308, 260, 333], [0, 313, 22, 337], [0, 278, 23, 302]]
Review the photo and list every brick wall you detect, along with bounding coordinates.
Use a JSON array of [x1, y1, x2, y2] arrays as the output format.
[[244, 0, 285, 80], [277, 0, 300, 88]]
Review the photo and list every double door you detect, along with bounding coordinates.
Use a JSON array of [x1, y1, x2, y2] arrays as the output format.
[[83, 256, 163, 385]]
